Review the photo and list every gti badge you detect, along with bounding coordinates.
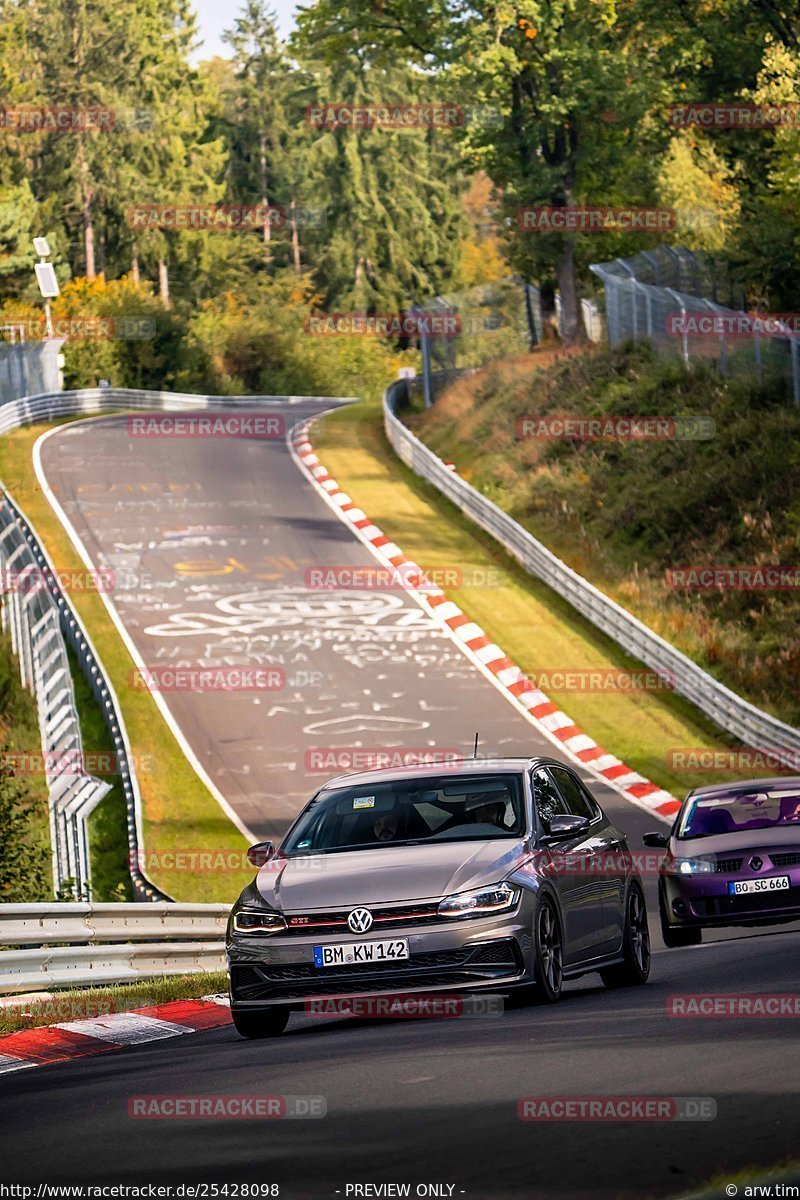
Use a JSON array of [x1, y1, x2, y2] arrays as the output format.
[[347, 908, 374, 934], [749, 856, 764, 871]]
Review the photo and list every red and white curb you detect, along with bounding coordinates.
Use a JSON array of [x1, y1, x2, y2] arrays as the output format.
[[289, 420, 680, 822], [0, 997, 231, 1076]]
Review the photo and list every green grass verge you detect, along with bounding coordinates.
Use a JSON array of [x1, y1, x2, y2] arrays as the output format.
[[0, 419, 251, 902], [0, 971, 228, 1036], [313, 396, 771, 801]]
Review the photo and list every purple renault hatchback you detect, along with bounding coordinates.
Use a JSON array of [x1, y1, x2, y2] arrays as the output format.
[[644, 776, 800, 947]]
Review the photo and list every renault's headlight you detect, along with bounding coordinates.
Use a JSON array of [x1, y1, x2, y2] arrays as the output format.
[[673, 857, 715, 875], [438, 882, 519, 918], [232, 908, 287, 934]]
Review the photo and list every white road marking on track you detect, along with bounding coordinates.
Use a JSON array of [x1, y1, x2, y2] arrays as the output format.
[[57, 1014, 195, 1043], [0, 1056, 36, 1075]]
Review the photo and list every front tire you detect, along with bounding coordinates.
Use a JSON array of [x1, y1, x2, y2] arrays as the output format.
[[231, 1006, 290, 1039], [601, 883, 651, 988], [533, 895, 563, 1003]]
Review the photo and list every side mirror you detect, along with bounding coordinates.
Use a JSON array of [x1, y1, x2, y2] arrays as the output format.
[[543, 813, 591, 841], [643, 831, 669, 849], [247, 840, 276, 868]]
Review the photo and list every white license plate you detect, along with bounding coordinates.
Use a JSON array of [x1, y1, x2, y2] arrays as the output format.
[[728, 875, 790, 895], [313, 939, 409, 968]]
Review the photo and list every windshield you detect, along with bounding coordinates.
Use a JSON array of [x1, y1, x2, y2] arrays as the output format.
[[678, 788, 800, 839], [282, 773, 526, 855]]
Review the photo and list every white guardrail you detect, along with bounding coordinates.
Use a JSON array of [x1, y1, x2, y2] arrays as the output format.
[[0, 386, 355, 904], [1, 496, 113, 898], [0, 903, 230, 993], [384, 378, 800, 755]]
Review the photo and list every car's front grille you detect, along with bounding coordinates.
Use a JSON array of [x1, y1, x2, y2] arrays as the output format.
[[281, 901, 442, 936], [770, 852, 800, 868], [716, 858, 743, 873], [693, 887, 800, 918], [230, 939, 523, 1003]]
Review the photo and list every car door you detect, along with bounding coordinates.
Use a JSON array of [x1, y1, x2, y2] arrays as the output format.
[[549, 765, 626, 952], [531, 766, 607, 964]]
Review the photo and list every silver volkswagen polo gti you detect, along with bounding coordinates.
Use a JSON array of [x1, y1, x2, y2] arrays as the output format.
[[226, 757, 650, 1036]]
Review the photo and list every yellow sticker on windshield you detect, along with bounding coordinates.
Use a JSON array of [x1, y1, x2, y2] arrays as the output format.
[[353, 796, 375, 810]]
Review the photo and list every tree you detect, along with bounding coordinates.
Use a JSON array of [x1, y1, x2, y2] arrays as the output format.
[[223, 2, 291, 262], [17, 0, 146, 278], [291, 21, 464, 311], [292, 0, 662, 340]]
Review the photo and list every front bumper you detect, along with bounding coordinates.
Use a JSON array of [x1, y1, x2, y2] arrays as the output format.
[[662, 871, 800, 928], [228, 911, 531, 1010]]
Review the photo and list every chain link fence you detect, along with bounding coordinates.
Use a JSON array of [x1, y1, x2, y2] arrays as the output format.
[[413, 276, 542, 407], [590, 247, 800, 406]]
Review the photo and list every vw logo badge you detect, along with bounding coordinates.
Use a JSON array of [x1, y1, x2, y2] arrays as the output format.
[[347, 908, 374, 934], [749, 856, 764, 872]]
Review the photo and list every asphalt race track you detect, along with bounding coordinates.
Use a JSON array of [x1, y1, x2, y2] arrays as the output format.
[[3, 403, 797, 1197], [34, 405, 638, 841], [1, 931, 799, 1196]]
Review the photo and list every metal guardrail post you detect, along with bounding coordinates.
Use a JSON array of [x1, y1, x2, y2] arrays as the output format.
[[664, 289, 690, 366]]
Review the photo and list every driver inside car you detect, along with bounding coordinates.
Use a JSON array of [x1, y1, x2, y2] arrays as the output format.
[[373, 813, 401, 842], [466, 793, 508, 828]]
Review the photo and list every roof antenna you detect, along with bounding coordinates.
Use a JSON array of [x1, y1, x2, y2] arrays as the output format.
[[472, 731, 479, 759]]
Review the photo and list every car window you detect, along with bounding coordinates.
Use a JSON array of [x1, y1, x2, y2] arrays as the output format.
[[281, 774, 525, 854], [532, 767, 570, 829], [678, 788, 800, 839], [550, 767, 600, 821]]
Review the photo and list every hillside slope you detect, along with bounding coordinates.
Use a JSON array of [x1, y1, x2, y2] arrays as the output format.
[[407, 344, 800, 730]]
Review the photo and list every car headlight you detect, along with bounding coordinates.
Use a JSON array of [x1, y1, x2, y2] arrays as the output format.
[[438, 882, 519, 918], [673, 857, 715, 875], [232, 908, 287, 934]]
